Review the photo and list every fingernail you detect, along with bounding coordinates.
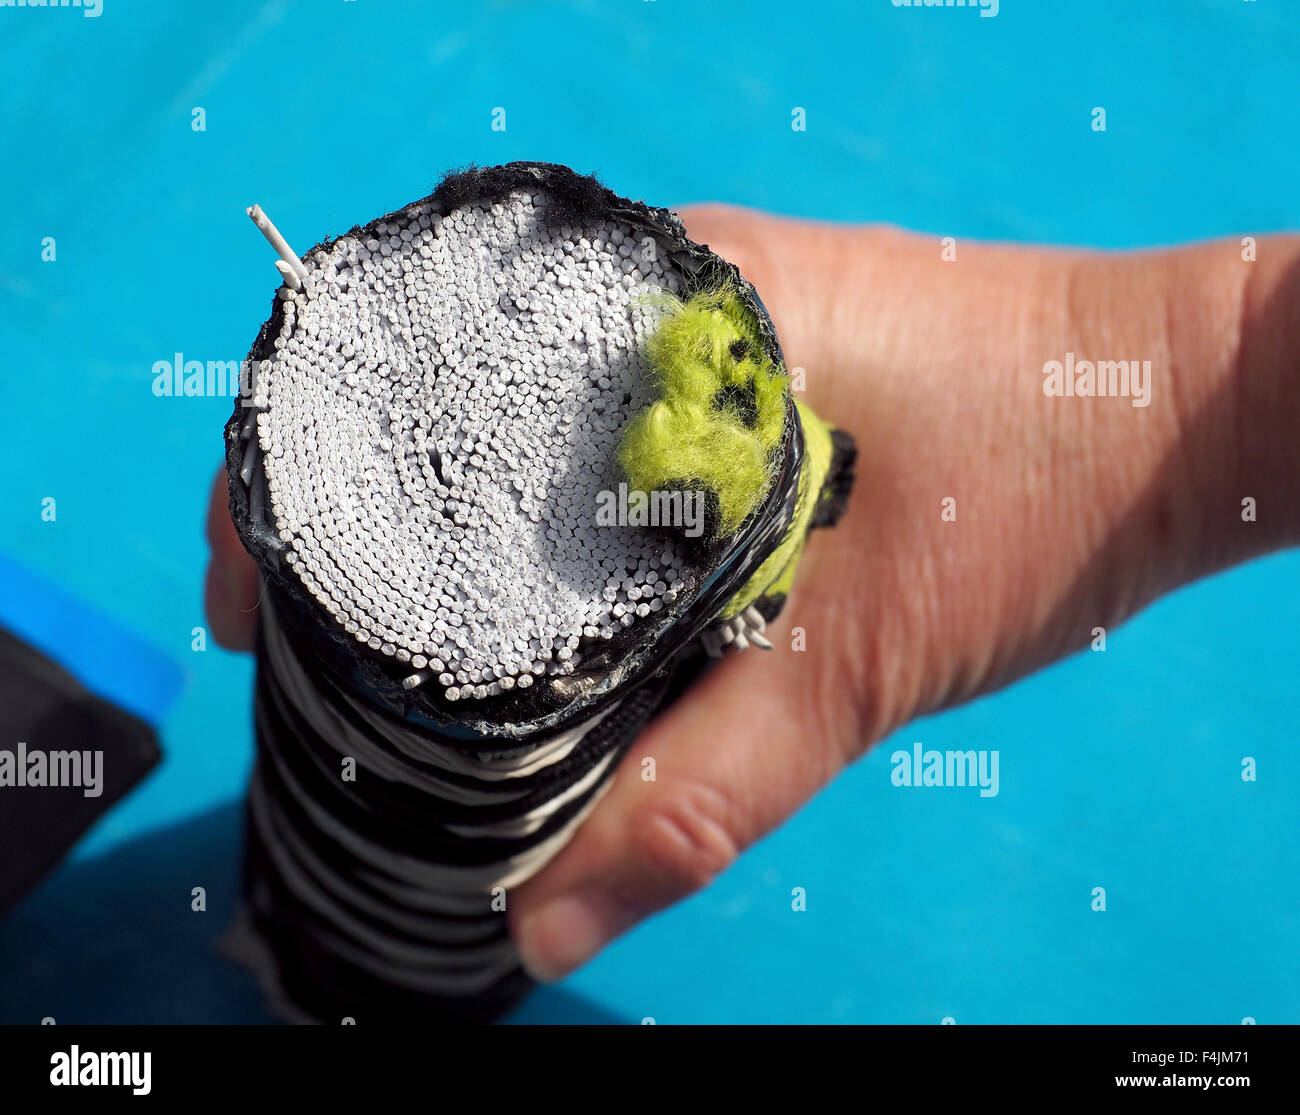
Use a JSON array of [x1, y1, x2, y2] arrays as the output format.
[[514, 892, 624, 983]]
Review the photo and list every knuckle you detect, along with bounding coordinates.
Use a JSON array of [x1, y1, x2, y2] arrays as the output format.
[[628, 778, 742, 898]]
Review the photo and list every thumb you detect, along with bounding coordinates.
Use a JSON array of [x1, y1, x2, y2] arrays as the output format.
[[508, 607, 848, 982]]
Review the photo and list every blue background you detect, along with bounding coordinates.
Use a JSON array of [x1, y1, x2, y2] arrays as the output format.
[[0, 0, 1295, 1024]]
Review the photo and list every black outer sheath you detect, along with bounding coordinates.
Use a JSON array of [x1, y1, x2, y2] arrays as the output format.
[[224, 161, 804, 744]]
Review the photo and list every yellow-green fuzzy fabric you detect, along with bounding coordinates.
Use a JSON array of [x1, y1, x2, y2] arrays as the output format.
[[619, 283, 843, 621], [721, 398, 835, 618], [618, 287, 788, 539]]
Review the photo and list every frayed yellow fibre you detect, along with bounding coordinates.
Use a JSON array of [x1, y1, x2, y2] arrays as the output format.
[[619, 286, 788, 539], [721, 399, 835, 617]]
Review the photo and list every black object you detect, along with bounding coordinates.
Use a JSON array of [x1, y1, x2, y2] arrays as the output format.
[[0, 624, 161, 917], [225, 162, 802, 741], [224, 163, 847, 1022]]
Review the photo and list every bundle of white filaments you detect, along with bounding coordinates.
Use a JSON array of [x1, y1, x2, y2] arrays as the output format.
[[241, 195, 698, 705]]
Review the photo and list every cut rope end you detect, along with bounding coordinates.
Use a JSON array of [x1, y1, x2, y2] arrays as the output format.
[[247, 202, 314, 294]]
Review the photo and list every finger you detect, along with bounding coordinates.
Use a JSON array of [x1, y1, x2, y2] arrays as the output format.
[[204, 466, 260, 651], [508, 601, 848, 982]]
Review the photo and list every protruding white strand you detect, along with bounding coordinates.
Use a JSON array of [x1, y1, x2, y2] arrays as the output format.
[[247, 203, 313, 292], [274, 259, 302, 291]]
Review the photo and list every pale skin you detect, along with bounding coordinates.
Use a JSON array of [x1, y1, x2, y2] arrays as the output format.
[[205, 207, 1300, 982]]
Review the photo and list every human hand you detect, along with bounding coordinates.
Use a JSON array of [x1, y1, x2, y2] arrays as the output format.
[[506, 207, 1300, 979]]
